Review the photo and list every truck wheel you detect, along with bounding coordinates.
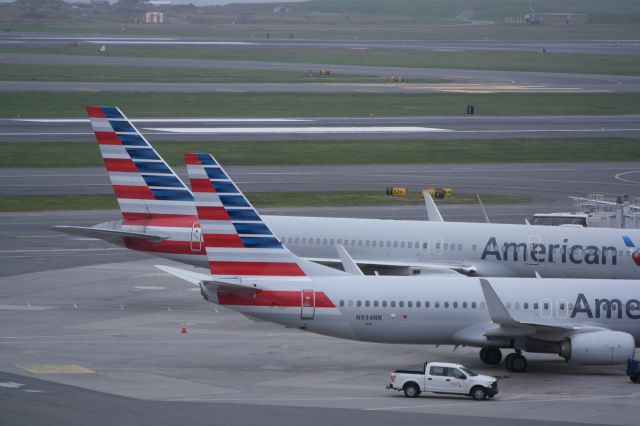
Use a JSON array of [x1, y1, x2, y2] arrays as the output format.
[[403, 383, 420, 398], [471, 386, 487, 400]]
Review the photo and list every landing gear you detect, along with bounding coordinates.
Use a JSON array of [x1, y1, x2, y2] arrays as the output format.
[[505, 352, 528, 373], [479, 347, 502, 365]]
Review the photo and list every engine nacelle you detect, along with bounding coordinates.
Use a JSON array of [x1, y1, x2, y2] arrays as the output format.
[[560, 331, 635, 365]]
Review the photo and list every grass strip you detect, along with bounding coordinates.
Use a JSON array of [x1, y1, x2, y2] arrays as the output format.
[[1, 138, 639, 168], [3, 92, 640, 118], [0, 192, 528, 212]]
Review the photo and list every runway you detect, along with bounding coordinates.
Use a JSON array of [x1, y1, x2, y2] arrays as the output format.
[[3, 34, 640, 55], [2, 53, 639, 93], [3, 115, 639, 141], [0, 257, 637, 425]]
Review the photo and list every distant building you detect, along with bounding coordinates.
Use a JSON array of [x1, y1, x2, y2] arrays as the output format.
[[524, 13, 589, 25], [148, 1, 171, 6], [143, 11, 163, 23], [273, 6, 289, 14]]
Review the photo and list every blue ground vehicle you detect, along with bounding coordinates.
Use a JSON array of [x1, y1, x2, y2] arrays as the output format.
[[626, 359, 640, 383]]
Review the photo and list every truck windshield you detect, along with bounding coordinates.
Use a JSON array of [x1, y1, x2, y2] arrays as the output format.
[[460, 367, 477, 377]]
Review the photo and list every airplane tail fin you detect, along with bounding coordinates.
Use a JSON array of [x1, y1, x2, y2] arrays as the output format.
[[86, 106, 195, 223], [185, 152, 344, 278]]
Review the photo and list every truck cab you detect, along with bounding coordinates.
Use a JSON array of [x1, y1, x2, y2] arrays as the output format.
[[386, 361, 498, 400]]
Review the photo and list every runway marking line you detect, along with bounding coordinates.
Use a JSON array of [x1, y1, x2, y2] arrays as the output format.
[[17, 364, 95, 374]]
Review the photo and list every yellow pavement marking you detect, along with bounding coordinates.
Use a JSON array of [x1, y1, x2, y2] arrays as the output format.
[[17, 364, 95, 374]]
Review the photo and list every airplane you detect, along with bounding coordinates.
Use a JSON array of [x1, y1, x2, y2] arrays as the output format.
[[53, 106, 640, 279], [156, 151, 640, 373]]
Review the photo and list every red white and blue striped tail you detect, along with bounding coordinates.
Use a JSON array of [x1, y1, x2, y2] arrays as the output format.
[[185, 152, 343, 278], [86, 106, 196, 224]]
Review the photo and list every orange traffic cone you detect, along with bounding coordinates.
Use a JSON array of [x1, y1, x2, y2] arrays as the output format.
[[180, 321, 187, 334]]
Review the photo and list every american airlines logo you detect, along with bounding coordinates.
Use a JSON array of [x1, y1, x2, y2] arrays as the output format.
[[480, 237, 617, 265], [622, 236, 640, 266], [571, 294, 640, 319]]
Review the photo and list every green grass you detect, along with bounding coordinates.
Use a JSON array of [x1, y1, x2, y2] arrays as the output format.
[[4, 45, 640, 75], [0, 192, 528, 212], [0, 63, 379, 83], [2, 138, 639, 168], [3, 92, 640, 118]]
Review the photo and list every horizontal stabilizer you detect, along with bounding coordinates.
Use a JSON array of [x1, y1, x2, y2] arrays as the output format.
[[51, 225, 168, 243], [155, 265, 263, 296], [155, 264, 210, 286]]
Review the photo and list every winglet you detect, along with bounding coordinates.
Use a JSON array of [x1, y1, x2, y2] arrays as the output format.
[[479, 278, 518, 326], [335, 245, 364, 275], [422, 192, 444, 222]]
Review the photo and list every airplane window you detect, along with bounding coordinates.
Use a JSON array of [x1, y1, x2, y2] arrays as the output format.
[[457, 244, 462, 250], [337, 239, 342, 244], [407, 301, 413, 308], [612, 304, 617, 311], [323, 239, 328, 245], [444, 243, 448, 249], [416, 301, 421, 308], [543, 303, 549, 310], [515, 302, 520, 310], [472, 244, 477, 251], [352, 240, 356, 246], [559, 303, 565, 310], [423, 242, 428, 249], [386, 241, 391, 247], [391, 301, 396, 307], [365, 301, 370, 307], [471, 302, 477, 309], [435, 242, 441, 249], [480, 302, 486, 309], [619, 250, 624, 257], [393, 241, 398, 248], [399, 301, 404, 308], [294, 238, 299, 244], [415, 241, 419, 248], [316, 238, 320, 244], [302, 238, 307, 244], [568, 303, 574, 310], [425, 301, 430, 308], [453, 302, 458, 308], [357, 300, 362, 307], [365, 240, 370, 247], [339, 300, 344, 307], [506, 302, 511, 309], [435, 302, 440, 308], [444, 302, 449, 308], [534, 303, 539, 310], [374, 301, 379, 307], [407, 242, 412, 248], [372, 241, 377, 247], [330, 239, 335, 245], [462, 302, 468, 308], [401, 242, 405, 248], [358, 240, 363, 246], [348, 300, 353, 307], [382, 301, 387, 307], [524, 303, 529, 309]]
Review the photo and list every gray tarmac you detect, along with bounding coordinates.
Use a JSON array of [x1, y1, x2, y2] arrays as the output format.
[[3, 115, 639, 142], [3, 34, 640, 55], [0, 258, 638, 425], [2, 162, 639, 199], [2, 53, 639, 93]]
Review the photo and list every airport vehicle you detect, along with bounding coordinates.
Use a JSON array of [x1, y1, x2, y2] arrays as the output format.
[[386, 362, 498, 399], [531, 195, 640, 229], [54, 106, 640, 279], [156, 151, 640, 373], [626, 359, 640, 383]]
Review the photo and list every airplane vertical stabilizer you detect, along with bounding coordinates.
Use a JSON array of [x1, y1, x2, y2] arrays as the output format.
[[86, 106, 196, 223], [184, 152, 344, 278]]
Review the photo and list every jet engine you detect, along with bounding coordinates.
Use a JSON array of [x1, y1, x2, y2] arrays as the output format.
[[560, 331, 635, 365]]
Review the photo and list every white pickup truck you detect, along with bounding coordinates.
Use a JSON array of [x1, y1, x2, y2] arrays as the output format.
[[386, 361, 498, 400]]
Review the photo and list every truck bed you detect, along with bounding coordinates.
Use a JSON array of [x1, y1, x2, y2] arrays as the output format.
[[393, 370, 423, 375]]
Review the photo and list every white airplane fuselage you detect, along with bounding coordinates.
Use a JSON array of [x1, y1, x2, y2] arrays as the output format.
[[208, 275, 640, 350], [113, 215, 640, 279]]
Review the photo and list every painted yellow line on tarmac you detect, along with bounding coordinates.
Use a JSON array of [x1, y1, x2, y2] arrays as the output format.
[[17, 364, 95, 374]]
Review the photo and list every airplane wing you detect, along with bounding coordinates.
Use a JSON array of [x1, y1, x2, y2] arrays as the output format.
[[51, 225, 169, 243], [479, 279, 605, 341], [307, 256, 475, 276]]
